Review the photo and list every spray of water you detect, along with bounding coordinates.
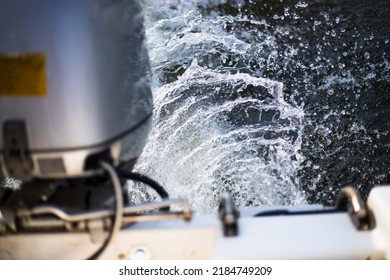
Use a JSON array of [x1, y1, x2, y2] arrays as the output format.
[[132, 0, 308, 213]]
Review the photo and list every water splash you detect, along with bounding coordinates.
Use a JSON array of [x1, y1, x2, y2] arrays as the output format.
[[134, 60, 306, 213], [133, 1, 307, 213]]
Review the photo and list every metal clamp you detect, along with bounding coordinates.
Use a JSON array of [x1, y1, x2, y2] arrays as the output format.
[[218, 192, 239, 237], [335, 186, 374, 231]]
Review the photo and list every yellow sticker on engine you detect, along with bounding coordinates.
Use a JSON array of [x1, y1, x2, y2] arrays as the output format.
[[0, 53, 46, 97]]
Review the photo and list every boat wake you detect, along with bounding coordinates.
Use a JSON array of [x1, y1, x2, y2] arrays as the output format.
[[132, 0, 307, 213]]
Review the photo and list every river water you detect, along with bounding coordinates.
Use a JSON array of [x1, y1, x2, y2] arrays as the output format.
[[131, 0, 390, 213]]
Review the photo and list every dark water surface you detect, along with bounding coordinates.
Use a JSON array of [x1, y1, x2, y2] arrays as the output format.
[[217, 0, 390, 204], [137, 0, 390, 211]]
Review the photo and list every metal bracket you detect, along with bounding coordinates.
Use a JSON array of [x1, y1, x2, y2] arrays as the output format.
[[7, 198, 192, 233], [3, 121, 33, 181], [218, 192, 239, 237], [335, 186, 375, 231]]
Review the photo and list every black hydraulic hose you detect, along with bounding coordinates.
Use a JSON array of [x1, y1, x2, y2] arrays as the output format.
[[116, 170, 169, 199]]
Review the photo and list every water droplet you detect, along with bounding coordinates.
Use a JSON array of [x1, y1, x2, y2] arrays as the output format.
[[295, 1, 308, 8], [340, 28, 345, 33], [331, 30, 336, 37], [314, 20, 321, 26], [335, 17, 340, 24], [385, 39, 389, 44], [364, 52, 370, 60], [284, 8, 290, 17]]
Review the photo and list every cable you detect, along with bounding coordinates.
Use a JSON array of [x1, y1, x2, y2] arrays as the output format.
[[117, 170, 169, 199], [86, 161, 123, 260]]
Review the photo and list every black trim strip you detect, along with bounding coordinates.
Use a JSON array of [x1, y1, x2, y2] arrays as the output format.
[[254, 208, 345, 217]]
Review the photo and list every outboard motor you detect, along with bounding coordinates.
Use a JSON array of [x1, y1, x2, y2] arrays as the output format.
[[0, 0, 153, 181], [0, 1, 160, 259]]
